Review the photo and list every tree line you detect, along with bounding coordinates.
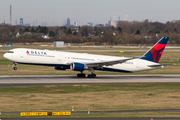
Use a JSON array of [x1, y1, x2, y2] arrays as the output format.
[[0, 19, 180, 45]]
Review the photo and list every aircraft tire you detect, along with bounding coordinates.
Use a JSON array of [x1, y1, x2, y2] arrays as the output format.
[[13, 67, 17, 70], [88, 74, 96, 78], [92, 74, 96, 78], [77, 73, 86, 78]]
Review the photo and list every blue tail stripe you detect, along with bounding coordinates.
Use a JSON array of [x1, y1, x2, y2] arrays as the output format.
[[140, 51, 154, 62], [157, 37, 169, 44]]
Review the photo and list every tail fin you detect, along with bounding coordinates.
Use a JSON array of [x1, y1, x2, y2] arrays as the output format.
[[140, 37, 169, 63]]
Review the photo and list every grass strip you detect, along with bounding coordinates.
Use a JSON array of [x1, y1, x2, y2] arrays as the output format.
[[1, 112, 180, 118], [1, 83, 180, 112]]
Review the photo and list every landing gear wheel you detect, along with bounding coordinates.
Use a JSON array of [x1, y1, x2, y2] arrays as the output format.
[[88, 74, 96, 78], [77, 73, 86, 78], [13, 62, 17, 70], [13, 67, 17, 70]]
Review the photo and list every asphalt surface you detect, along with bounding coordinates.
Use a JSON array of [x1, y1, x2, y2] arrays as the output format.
[[0, 75, 180, 87]]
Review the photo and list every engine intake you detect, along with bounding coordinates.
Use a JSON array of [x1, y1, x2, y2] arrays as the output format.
[[70, 62, 87, 71]]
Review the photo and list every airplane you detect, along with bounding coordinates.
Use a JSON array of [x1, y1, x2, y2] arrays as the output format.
[[3, 37, 170, 78]]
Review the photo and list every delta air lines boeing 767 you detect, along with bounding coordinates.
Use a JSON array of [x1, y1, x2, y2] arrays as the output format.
[[3, 37, 170, 78]]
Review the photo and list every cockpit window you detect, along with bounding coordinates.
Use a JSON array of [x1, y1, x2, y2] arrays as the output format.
[[7, 51, 14, 53]]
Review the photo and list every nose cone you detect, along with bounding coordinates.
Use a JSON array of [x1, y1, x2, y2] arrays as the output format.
[[3, 53, 7, 59]]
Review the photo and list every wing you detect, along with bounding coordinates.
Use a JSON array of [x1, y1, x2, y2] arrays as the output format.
[[84, 57, 134, 69]]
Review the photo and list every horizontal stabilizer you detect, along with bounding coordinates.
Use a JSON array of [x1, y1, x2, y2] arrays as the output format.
[[148, 64, 175, 67]]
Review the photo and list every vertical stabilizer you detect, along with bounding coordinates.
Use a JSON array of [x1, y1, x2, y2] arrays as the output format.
[[140, 37, 169, 63]]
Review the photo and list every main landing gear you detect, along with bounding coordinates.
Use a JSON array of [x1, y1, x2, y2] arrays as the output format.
[[87, 74, 96, 78], [77, 72, 86, 78], [13, 62, 17, 70], [77, 69, 96, 78], [87, 69, 96, 78]]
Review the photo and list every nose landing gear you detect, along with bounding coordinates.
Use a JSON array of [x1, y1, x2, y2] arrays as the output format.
[[13, 62, 17, 70], [13, 67, 17, 70]]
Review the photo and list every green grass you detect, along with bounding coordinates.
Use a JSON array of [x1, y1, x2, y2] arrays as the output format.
[[1, 83, 180, 112], [0, 83, 179, 94], [1, 112, 180, 118]]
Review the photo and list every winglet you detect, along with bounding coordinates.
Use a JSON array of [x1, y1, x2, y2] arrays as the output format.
[[140, 37, 169, 63]]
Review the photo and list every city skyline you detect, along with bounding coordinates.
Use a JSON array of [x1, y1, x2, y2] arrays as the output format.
[[1, 0, 180, 26]]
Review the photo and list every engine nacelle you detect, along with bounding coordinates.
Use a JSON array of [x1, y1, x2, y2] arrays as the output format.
[[70, 62, 86, 71], [53, 66, 66, 70]]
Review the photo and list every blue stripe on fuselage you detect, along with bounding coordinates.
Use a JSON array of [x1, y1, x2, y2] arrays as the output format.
[[17, 62, 70, 69], [96, 67, 132, 73]]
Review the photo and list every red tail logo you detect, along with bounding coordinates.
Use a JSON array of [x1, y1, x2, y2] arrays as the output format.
[[151, 44, 166, 63]]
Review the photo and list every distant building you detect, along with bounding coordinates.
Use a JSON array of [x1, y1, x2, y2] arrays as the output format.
[[54, 41, 64, 47], [42, 34, 50, 39], [24, 23, 30, 26], [37, 33, 49, 39], [66, 18, 70, 27], [117, 17, 120, 26], [20, 18, 23, 26], [74, 22, 78, 26], [16, 32, 21, 38], [87, 22, 93, 27], [88, 33, 95, 38], [108, 20, 117, 27], [95, 24, 104, 28]]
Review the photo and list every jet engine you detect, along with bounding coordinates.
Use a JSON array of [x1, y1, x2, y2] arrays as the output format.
[[70, 62, 87, 71]]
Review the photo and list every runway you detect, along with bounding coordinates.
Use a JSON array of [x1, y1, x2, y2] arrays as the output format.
[[0, 75, 180, 87]]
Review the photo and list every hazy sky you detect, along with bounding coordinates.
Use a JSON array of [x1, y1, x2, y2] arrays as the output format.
[[1, 0, 180, 26]]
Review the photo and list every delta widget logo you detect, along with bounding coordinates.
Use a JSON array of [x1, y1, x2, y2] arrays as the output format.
[[26, 51, 29, 54], [26, 51, 47, 55], [150, 44, 166, 63]]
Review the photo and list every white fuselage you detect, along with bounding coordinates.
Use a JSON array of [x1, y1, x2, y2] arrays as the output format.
[[3, 48, 162, 73]]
